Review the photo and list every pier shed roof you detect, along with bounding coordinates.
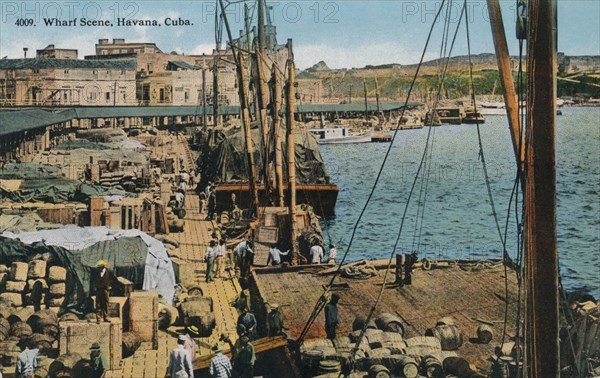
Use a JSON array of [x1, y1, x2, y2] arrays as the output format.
[[0, 109, 75, 137]]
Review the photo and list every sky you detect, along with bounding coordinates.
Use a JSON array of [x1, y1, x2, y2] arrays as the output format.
[[0, 0, 598, 69]]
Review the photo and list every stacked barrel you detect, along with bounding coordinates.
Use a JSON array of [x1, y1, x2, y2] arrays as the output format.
[[301, 314, 484, 378]]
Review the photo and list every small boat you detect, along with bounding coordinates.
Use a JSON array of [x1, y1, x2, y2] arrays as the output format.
[[462, 108, 485, 124], [309, 127, 371, 144]]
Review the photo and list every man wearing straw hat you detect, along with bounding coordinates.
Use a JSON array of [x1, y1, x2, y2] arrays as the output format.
[[93, 260, 115, 323], [209, 343, 232, 378], [89, 342, 107, 378]]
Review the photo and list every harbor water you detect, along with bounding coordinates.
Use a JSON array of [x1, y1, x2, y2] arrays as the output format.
[[319, 107, 600, 298]]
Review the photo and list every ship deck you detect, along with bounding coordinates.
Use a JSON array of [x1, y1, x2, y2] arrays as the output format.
[[251, 260, 519, 373]]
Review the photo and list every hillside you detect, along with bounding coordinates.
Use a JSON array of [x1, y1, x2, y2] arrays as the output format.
[[304, 53, 600, 100]]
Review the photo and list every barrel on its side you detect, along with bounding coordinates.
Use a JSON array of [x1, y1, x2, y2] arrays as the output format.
[[0, 340, 21, 367], [48, 353, 83, 378], [319, 359, 341, 374], [10, 321, 33, 339], [477, 324, 494, 344], [422, 355, 444, 378], [375, 313, 405, 336], [390, 355, 419, 378], [426, 325, 463, 351], [158, 303, 179, 329], [368, 364, 391, 378], [443, 356, 473, 377], [0, 317, 10, 341]]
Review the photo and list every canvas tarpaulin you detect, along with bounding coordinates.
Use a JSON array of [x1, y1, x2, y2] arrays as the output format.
[[198, 124, 329, 186], [1, 227, 176, 306], [0, 163, 129, 203]]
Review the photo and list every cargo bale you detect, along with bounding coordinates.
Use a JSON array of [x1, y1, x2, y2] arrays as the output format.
[[5, 280, 27, 293], [9, 262, 28, 282], [0, 293, 23, 307], [46, 296, 65, 307], [10, 321, 32, 339], [47, 266, 67, 283], [8, 307, 34, 324], [0, 265, 8, 274], [28, 260, 47, 279], [48, 283, 66, 297]]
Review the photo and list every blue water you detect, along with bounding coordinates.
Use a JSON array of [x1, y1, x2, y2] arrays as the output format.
[[319, 107, 600, 298]]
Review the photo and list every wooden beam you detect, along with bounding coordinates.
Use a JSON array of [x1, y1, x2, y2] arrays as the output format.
[[193, 336, 287, 371]]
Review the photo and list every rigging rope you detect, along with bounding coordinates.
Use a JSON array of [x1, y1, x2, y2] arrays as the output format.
[[297, 0, 450, 344], [347, 2, 467, 370]]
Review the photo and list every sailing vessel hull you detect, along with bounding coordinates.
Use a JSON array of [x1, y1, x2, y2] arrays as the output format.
[[214, 183, 339, 216]]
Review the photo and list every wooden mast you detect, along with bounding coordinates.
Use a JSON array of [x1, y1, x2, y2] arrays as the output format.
[[218, 0, 260, 217], [254, 17, 271, 198], [272, 63, 285, 207], [286, 40, 299, 265], [363, 80, 368, 121], [486, 0, 525, 182], [525, 0, 559, 375]]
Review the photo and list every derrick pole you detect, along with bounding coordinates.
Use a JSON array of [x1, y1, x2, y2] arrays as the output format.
[[525, 0, 559, 376], [286, 40, 298, 264], [272, 63, 285, 207], [486, 0, 525, 183]]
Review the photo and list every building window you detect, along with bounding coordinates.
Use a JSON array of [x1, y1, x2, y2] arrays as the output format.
[[33, 69, 40, 74], [92, 70, 98, 75], [120, 70, 125, 75], [106, 92, 110, 100], [184, 91, 189, 103], [64, 69, 69, 74]]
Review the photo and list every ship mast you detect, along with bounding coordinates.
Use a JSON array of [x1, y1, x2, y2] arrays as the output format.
[[286, 40, 299, 264], [524, 0, 559, 375]]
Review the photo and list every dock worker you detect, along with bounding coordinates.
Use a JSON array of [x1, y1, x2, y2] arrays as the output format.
[[179, 179, 188, 193], [30, 279, 44, 312], [209, 343, 232, 378], [175, 190, 185, 208], [327, 243, 337, 264], [179, 153, 185, 167], [184, 325, 199, 361], [232, 336, 255, 378], [205, 240, 217, 282], [207, 189, 217, 220], [234, 240, 253, 272], [266, 246, 290, 266], [204, 182, 213, 199], [89, 342, 107, 378], [15, 342, 38, 378], [403, 252, 418, 286], [215, 239, 227, 279], [180, 170, 190, 185], [93, 260, 115, 323], [310, 242, 324, 264], [325, 293, 340, 340], [237, 308, 257, 340], [267, 303, 286, 337], [167, 335, 194, 378]]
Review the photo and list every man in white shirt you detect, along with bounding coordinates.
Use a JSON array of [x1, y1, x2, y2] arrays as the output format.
[[175, 191, 185, 208], [15, 344, 38, 378], [167, 335, 194, 378], [310, 243, 324, 264], [215, 239, 226, 279]]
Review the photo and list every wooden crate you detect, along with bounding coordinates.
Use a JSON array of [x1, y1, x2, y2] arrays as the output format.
[[128, 291, 158, 349], [59, 319, 122, 370]]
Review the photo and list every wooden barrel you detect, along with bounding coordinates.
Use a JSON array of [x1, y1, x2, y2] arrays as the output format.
[[375, 313, 405, 335], [0, 303, 12, 319], [27, 333, 54, 354], [35, 355, 53, 378], [436, 316, 455, 326], [183, 295, 212, 311], [122, 332, 142, 358], [368, 364, 391, 378], [319, 359, 341, 373], [8, 307, 35, 324], [302, 348, 324, 373], [477, 324, 494, 344], [72, 358, 92, 377], [180, 300, 212, 323], [404, 346, 442, 364], [391, 355, 419, 378], [49, 353, 82, 378], [405, 336, 441, 348], [427, 325, 463, 351], [422, 355, 444, 378], [0, 264, 8, 273], [10, 262, 28, 281], [158, 303, 179, 329], [0, 317, 10, 341], [47, 266, 67, 283], [59, 312, 80, 322], [368, 348, 391, 359], [41, 323, 60, 339], [443, 356, 473, 377], [10, 321, 32, 339], [28, 310, 58, 333], [0, 340, 21, 366]]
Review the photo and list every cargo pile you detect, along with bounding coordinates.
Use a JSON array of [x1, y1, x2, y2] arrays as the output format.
[[0, 261, 66, 311], [300, 314, 487, 378]]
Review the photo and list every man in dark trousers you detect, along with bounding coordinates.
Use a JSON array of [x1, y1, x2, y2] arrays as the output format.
[[325, 293, 340, 340], [93, 260, 115, 323], [267, 303, 285, 336], [232, 335, 255, 378]]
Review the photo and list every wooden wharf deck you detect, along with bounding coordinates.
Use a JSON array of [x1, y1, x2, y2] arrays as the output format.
[[251, 261, 520, 374], [105, 134, 243, 378]]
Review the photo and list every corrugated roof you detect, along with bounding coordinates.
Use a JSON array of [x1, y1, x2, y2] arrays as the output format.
[[0, 59, 136, 70], [0, 109, 75, 137], [72, 106, 239, 118], [297, 102, 423, 113]]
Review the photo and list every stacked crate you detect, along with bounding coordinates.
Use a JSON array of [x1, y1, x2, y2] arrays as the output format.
[[128, 291, 158, 349]]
